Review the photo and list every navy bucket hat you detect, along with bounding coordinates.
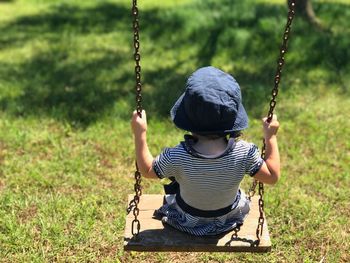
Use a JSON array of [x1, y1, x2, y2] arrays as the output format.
[[170, 66, 248, 135]]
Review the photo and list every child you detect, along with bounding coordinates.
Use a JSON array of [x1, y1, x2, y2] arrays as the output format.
[[131, 66, 280, 236]]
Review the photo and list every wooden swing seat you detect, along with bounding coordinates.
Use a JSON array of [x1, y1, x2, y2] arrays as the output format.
[[124, 194, 271, 252]]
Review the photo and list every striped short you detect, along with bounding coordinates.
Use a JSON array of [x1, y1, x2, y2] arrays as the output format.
[[154, 190, 251, 236]]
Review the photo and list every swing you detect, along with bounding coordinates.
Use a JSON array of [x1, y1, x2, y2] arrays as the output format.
[[124, 0, 296, 253]]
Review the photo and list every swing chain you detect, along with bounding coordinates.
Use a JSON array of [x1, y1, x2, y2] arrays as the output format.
[[226, 225, 260, 247], [132, 0, 143, 116], [248, 179, 258, 199], [255, 181, 265, 244], [127, 0, 143, 237], [249, 1, 296, 197], [267, 0, 296, 122], [127, 164, 142, 236], [249, 0, 296, 244]]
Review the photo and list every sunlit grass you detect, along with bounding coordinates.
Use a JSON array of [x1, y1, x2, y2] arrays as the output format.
[[256, 0, 350, 4], [0, 0, 349, 262]]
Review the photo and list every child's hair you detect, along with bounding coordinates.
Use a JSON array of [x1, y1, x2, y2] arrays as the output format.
[[192, 131, 242, 141], [230, 131, 242, 139]]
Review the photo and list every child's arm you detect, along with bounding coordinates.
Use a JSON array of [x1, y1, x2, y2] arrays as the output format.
[[253, 115, 280, 185], [131, 110, 157, 179]]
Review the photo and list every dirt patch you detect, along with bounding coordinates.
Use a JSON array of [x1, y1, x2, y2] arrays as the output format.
[[18, 205, 38, 223]]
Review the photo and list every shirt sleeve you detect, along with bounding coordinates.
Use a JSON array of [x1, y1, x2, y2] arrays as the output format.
[[153, 147, 177, 179], [245, 143, 264, 176]]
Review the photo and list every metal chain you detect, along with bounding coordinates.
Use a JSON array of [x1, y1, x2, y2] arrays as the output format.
[[226, 225, 259, 247], [132, 0, 143, 117], [249, 0, 296, 245], [127, 0, 143, 237]]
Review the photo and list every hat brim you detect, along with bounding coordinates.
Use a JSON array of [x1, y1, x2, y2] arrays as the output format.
[[170, 92, 249, 135]]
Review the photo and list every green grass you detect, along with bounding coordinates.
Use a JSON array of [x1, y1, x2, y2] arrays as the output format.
[[0, 0, 349, 262]]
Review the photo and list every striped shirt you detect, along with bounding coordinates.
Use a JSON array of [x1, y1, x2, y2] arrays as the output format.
[[153, 136, 263, 211]]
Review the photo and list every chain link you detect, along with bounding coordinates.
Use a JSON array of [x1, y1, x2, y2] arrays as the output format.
[[226, 225, 259, 247], [132, 0, 142, 116], [127, 0, 143, 237], [249, 0, 296, 245]]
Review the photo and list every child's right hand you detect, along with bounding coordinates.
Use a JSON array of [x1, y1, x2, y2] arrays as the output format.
[[131, 110, 148, 136], [262, 114, 279, 139]]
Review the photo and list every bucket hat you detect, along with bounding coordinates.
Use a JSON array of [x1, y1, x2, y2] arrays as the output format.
[[170, 66, 248, 135]]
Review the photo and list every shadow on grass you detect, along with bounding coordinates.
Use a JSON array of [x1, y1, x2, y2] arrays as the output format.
[[0, 51, 128, 126], [0, 0, 349, 127], [0, 3, 130, 48]]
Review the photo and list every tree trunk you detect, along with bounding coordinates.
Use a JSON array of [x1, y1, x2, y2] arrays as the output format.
[[288, 0, 323, 29]]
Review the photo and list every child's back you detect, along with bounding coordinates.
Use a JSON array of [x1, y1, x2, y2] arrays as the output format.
[[153, 135, 262, 211]]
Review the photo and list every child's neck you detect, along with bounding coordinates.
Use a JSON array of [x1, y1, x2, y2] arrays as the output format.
[[191, 135, 228, 156]]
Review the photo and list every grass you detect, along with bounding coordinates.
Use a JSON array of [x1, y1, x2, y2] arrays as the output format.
[[0, 0, 349, 262]]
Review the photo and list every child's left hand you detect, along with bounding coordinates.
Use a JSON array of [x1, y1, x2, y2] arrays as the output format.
[[131, 110, 147, 136]]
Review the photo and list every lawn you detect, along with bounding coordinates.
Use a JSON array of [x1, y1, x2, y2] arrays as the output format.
[[0, 0, 349, 262]]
